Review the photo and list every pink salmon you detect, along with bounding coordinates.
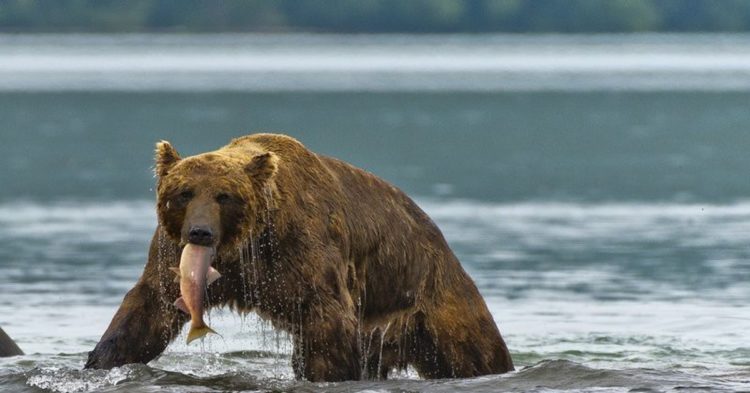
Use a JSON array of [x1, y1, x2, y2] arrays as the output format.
[[172, 244, 220, 343]]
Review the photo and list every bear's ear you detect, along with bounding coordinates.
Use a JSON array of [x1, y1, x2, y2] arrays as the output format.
[[154, 140, 181, 178], [245, 152, 279, 184]]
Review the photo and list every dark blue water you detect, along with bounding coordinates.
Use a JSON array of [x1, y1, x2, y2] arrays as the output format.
[[1, 34, 749, 392]]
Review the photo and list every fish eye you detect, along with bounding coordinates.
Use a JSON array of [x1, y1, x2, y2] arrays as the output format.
[[216, 193, 231, 204]]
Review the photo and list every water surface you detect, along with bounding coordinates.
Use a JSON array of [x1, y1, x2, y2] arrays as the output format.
[[0, 34, 749, 392]]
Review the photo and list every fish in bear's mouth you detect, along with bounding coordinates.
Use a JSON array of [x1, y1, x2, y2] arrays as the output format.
[[170, 243, 222, 343]]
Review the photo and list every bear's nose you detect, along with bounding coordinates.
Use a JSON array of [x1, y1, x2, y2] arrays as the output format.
[[188, 227, 214, 246]]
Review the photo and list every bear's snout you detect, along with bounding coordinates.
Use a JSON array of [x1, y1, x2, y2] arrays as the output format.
[[188, 226, 215, 246]]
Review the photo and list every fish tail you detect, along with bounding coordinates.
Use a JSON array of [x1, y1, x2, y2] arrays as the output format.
[[186, 325, 218, 344]]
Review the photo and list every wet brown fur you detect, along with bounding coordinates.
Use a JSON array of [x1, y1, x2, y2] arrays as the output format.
[[85, 133, 513, 381]]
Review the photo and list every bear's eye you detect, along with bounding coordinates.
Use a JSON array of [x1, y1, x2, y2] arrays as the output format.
[[177, 190, 193, 204], [216, 193, 231, 204]]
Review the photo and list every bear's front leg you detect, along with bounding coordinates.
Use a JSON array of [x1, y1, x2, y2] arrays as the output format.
[[292, 306, 361, 382], [85, 231, 186, 369], [84, 278, 187, 369]]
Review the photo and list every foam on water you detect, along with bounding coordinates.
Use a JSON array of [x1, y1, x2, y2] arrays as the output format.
[[0, 199, 748, 391], [3, 356, 748, 393]]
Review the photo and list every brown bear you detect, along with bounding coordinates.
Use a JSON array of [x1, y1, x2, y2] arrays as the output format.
[[85, 133, 513, 381]]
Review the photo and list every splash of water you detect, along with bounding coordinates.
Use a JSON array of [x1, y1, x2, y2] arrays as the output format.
[[376, 321, 392, 379], [156, 225, 178, 344], [237, 237, 251, 311]]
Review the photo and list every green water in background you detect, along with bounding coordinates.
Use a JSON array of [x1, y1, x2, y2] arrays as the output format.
[[2, 91, 749, 203]]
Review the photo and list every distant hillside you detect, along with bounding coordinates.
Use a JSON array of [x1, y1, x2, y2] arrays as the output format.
[[2, 0, 750, 33]]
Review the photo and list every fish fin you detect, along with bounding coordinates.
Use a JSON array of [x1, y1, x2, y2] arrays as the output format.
[[173, 297, 189, 314], [207, 267, 222, 285], [186, 325, 218, 344], [169, 267, 181, 283]]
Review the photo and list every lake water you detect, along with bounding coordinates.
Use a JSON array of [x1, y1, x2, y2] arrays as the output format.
[[0, 34, 749, 392]]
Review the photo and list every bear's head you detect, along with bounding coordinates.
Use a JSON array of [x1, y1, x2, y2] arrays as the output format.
[[153, 140, 278, 252]]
